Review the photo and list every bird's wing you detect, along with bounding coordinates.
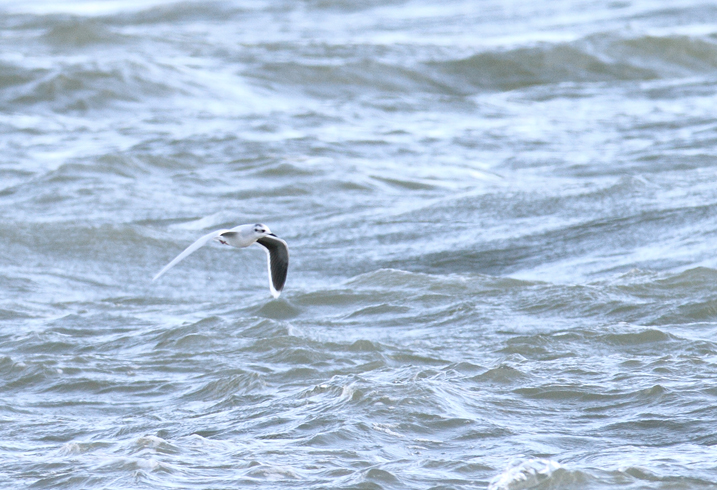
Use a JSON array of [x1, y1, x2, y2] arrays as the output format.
[[256, 234, 289, 298], [152, 229, 224, 282]]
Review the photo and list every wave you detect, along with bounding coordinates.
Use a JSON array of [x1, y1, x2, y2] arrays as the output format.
[[4, 22, 717, 113], [244, 32, 717, 98], [430, 33, 717, 92], [2, 59, 192, 112], [489, 459, 572, 490]]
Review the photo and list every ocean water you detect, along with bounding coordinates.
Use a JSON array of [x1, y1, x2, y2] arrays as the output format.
[[3, 0, 717, 488]]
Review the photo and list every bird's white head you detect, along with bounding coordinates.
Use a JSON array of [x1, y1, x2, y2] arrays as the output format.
[[253, 223, 271, 237]]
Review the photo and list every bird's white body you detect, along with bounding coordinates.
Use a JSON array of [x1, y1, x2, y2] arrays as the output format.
[[214, 224, 259, 248], [152, 223, 289, 298]]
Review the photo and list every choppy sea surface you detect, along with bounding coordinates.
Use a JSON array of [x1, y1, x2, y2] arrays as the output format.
[[3, 0, 717, 488]]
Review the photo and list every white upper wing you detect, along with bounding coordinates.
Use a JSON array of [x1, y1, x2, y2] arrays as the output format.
[[152, 229, 224, 282]]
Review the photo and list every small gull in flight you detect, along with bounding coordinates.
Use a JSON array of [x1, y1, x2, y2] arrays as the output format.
[[153, 223, 289, 298]]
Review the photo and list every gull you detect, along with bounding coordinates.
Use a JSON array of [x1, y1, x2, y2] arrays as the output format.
[[153, 223, 289, 298]]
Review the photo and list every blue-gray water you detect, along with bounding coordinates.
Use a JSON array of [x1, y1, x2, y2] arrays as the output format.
[[3, 1, 717, 488]]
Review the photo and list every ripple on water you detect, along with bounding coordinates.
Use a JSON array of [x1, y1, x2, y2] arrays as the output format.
[[180, 371, 267, 402]]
